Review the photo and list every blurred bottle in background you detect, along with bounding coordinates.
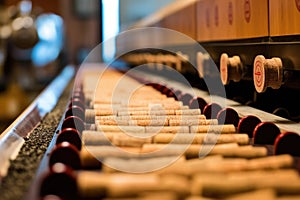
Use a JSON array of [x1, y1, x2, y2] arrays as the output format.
[[0, 0, 67, 132]]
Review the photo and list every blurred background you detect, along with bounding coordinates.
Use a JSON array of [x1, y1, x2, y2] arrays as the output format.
[[0, 0, 177, 132]]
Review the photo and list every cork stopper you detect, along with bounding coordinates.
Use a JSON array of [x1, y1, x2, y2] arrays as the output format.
[[220, 53, 243, 85], [196, 52, 209, 78], [253, 55, 283, 93]]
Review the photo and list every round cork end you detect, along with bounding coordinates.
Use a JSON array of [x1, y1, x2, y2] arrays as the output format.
[[61, 116, 85, 134], [49, 142, 81, 170], [189, 96, 207, 111], [238, 115, 262, 138], [220, 53, 243, 85], [56, 128, 82, 150], [216, 107, 240, 127], [69, 98, 85, 110], [39, 163, 78, 200], [65, 106, 85, 121], [253, 122, 281, 145], [178, 93, 194, 106], [197, 52, 208, 78], [203, 103, 222, 119], [220, 53, 229, 85], [173, 90, 182, 101], [274, 132, 300, 156], [253, 55, 267, 93], [253, 55, 283, 93]]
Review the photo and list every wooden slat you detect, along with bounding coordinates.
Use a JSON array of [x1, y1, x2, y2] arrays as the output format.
[[269, 0, 300, 36], [159, 3, 197, 39], [197, 0, 269, 41]]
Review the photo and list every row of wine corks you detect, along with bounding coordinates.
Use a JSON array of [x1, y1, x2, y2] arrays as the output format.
[[86, 108, 300, 156], [86, 103, 298, 150], [72, 68, 300, 158], [81, 68, 300, 157], [39, 68, 300, 200], [41, 154, 300, 200], [87, 101, 239, 126]]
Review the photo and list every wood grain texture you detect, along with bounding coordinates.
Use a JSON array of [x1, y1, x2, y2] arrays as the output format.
[[269, 0, 300, 36], [159, 3, 197, 39], [197, 0, 269, 42]]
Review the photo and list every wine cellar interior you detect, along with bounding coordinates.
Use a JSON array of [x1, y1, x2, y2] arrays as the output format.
[[0, 0, 300, 200]]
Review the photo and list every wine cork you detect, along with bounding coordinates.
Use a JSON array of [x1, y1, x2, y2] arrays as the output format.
[[97, 125, 145, 133], [117, 110, 149, 116], [169, 119, 218, 126], [117, 102, 183, 108], [137, 192, 179, 200], [97, 115, 206, 121], [95, 109, 116, 116], [77, 172, 159, 198], [82, 131, 113, 146], [196, 154, 293, 173], [82, 131, 155, 146], [85, 109, 95, 123], [112, 134, 152, 147], [129, 119, 169, 126], [97, 119, 129, 126], [185, 196, 216, 200], [153, 133, 249, 145], [102, 156, 186, 174], [122, 101, 180, 108], [80, 147, 102, 168], [84, 145, 185, 160], [141, 143, 267, 158], [191, 169, 300, 197], [77, 172, 190, 198], [253, 55, 283, 93], [87, 124, 96, 131], [246, 154, 294, 170], [96, 116, 118, 120], [118, 110, 176, 116], [122, 115, 163, 120], [93, 104, 120, 110], [99, 119, 169, 126], [82, 146, 141, 159], [114, 104, 189, 111], [95, 116, 208, 127], [190, 124, 236, 134], [126, 98, 177, 104], [275, 196, 300, 200], [154, 155, 223, 177], [93, 99, 122, 105], [145, 126, 190, 134], [175, 109, 201, 115], [142, 143, 236, 153], [220, 53, 244, 85], [167, 115, 206, 120], [207, 145, 267, 158], [224, 189, 276, 200]]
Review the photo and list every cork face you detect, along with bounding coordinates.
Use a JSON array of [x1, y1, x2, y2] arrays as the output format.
[[220, 53, 229, 85], [196, 52, 205, 78], [253, 56, 266, 93]]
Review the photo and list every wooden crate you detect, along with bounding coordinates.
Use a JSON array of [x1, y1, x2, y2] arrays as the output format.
[[159, 2, 197, 40], [269, 0, 300, 36], [197, 0, 269, 42]]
